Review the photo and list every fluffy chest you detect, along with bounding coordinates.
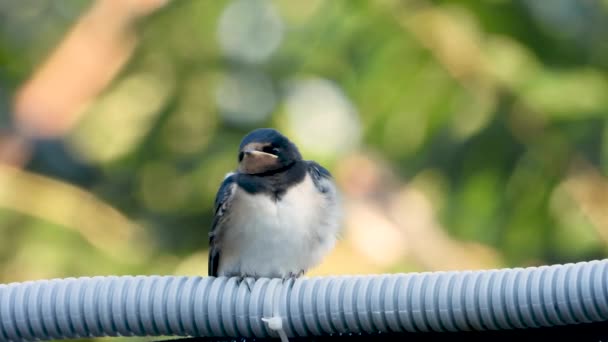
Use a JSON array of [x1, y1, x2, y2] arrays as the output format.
[[228, 174, 323, 242], [218, 174, 333, 277]]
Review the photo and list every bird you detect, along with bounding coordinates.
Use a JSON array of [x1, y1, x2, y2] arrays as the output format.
[[208, 128, 342, 281]]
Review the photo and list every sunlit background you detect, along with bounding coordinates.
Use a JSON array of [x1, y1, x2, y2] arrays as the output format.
[[2, 0, 608, 339]]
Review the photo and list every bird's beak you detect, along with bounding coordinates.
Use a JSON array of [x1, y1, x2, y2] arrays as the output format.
[[243, 148, 278, 159], [239, 147, 279, 174]]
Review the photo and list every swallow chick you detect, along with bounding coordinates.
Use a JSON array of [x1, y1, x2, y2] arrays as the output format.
[[208, 128, 342, 281]]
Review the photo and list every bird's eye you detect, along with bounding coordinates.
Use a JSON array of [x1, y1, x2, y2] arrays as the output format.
[[262, 145, 279, 155], [238, 152, 244, 162]]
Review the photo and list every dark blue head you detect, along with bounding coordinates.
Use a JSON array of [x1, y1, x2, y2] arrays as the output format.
[[237, 128, 302, 174]]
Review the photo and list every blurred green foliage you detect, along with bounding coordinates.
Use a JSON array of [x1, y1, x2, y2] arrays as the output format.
[[1, 0, 608, 293]]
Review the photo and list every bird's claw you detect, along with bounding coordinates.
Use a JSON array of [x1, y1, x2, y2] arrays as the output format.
[[282, 270, 304, 285], [235, 276, 255, 292], [245, 277, 255, 292]]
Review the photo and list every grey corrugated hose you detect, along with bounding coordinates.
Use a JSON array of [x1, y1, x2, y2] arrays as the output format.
[[1, 259, 608, 341]]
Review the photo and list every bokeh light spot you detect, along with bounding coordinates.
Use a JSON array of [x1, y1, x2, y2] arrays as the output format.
[[215, 69, 277, 126], [283, 77, 361, 159], [217, 0, 284, 64]]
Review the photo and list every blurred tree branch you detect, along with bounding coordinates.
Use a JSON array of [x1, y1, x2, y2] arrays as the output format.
[[1, 0, 170, 167], [0, 163, 150, 262], [0, 133, 28, 167], [0, 0, 170, 265]]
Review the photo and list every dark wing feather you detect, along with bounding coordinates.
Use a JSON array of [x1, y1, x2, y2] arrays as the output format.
[[208, 173, 237, 277], [306, 161, 333, 194]]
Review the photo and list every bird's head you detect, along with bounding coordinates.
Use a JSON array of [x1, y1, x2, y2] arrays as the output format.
[[237, 128, 302, 175]]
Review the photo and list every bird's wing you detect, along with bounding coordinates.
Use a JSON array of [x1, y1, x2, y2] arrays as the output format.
[[306, 161, 333, 194], [208, 172, 237, 277]]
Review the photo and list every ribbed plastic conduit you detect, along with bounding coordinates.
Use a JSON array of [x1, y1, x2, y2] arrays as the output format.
[[1, 259, 608, 341]]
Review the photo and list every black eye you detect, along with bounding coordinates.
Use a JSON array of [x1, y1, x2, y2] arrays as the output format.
[[238, 152, 244, 162], [262, 146, 279, 155]]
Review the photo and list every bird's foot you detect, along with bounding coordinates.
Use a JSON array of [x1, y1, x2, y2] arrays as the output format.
[[282, 270, 304, 285], [235, 276, 256, 292], [245, 277, 255, 292]]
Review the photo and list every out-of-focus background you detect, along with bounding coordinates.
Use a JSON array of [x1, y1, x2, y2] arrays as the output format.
[[1, 0, 608, 332]]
